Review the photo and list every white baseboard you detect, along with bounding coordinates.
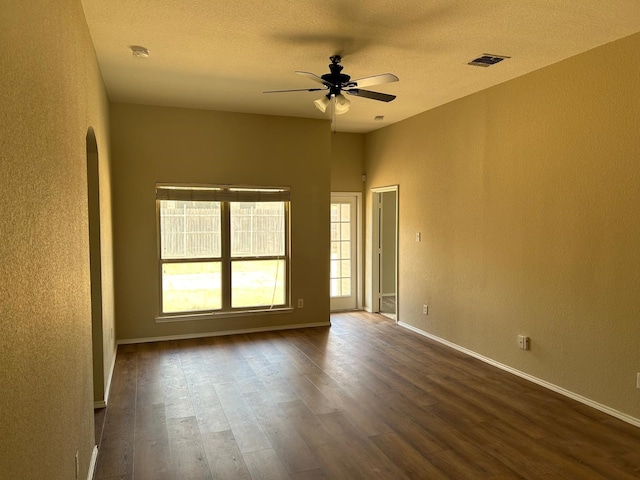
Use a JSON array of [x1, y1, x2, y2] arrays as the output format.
[[398, 321, 640, 429], [103, 347, 116, 404], [117, 321, 331, 345], [87, 445, 98, 480], [93, 345, 117, 409]]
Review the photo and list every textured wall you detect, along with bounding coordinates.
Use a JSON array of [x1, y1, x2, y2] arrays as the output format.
[[330, 132, 365, 193], [0, 1, 113, 478], [365, 33, 640, 421], [110, 103, 331, 340]]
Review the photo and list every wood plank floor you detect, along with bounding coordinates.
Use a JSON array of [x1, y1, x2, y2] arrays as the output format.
[[94, 312, 640, 479]]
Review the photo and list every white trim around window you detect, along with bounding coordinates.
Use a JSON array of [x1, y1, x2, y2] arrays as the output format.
[[156, 184, 291, 320]]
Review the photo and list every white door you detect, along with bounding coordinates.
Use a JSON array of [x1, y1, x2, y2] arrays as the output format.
[[371, 186, 398, 320], [330, 194, 359, 311]]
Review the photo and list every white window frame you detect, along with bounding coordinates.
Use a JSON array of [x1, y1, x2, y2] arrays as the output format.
[[330, 192, 362, 311], [155, 184, 291, 321]]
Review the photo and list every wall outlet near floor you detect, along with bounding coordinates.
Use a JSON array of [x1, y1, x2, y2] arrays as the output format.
[[297, 299, 304, 308], [517, 335, 530, 350], [422, 304, 428, 315]]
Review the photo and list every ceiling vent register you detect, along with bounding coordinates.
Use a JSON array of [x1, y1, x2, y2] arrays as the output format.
[[468, 54, 509, 67]]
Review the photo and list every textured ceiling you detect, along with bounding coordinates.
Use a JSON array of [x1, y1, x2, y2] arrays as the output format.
[[81, 0, 640, 133]]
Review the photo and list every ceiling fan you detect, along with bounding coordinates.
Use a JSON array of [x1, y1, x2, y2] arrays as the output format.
[[264, 55, 398, 125]]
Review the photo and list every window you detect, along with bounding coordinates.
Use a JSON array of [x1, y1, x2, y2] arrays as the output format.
[[156, 184, 290, 317]]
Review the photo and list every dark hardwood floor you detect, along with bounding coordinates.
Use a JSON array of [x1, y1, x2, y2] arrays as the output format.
[[94, 312, 640, 479]]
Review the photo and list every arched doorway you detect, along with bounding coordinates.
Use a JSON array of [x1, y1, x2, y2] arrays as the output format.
[[86, 128, 105, 405]]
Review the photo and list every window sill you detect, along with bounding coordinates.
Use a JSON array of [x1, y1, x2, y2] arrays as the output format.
[[155, 307, 294, 323]]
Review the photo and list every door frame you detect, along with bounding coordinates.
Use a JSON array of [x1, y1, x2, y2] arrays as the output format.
[[330, 192, 363, 311], [370, 185, 399, 321], [86, 128, 105, 406]]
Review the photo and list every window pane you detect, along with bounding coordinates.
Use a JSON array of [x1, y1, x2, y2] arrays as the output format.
[[340, 204, 350, 222], [162, 262, 221, 313], [341, 278, 351, 296], [330, 241, 340, 259], [341, 260, 351, 278], [340, 241, 351, 259], [330, 259, 339, 277], [331, 204, 340, 222], [231, 202, 285, 257], [160, 200, 221, 259], [330, 279, 340, 297], [331, 223, 340, 241], [340, 223, 350, 241], [232, 260, 286, 308]]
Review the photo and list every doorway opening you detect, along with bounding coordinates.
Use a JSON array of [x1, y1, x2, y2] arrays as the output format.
[[86, 128, 105, 406], [371, 186, 398, 321]]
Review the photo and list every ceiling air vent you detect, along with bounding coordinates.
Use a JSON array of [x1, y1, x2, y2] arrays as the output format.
[[468, 54, 509, 67], [130, 45, 150, 58]]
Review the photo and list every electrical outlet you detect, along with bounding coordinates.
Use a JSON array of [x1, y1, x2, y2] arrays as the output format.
[[422, 304, 428, 315], [637, 372, 640, 390], [416, 232, 422, 242], [297, 299, 304, 308], [517, 335, 530, 350], [110, 327, 113, 340]]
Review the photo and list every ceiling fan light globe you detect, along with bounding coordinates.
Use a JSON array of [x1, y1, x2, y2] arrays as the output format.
[[313, 96, 330, 113], [335, 94, 351, 115]]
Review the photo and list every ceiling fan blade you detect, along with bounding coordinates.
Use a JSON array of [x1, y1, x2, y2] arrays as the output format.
[[296, 71, 331, 86], [263, 87, 326, 93], [345, 89, 396, 102], [349, 73, 399, 88]]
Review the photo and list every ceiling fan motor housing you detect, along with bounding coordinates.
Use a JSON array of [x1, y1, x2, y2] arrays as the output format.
[[321, 55, 351, 96]]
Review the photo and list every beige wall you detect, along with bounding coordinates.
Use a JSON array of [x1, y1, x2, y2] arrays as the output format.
[[110, 103, 331, 340], [0, 0, 114, 478], [330, 132, 365, 192], [364, 32, 640, 421]]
